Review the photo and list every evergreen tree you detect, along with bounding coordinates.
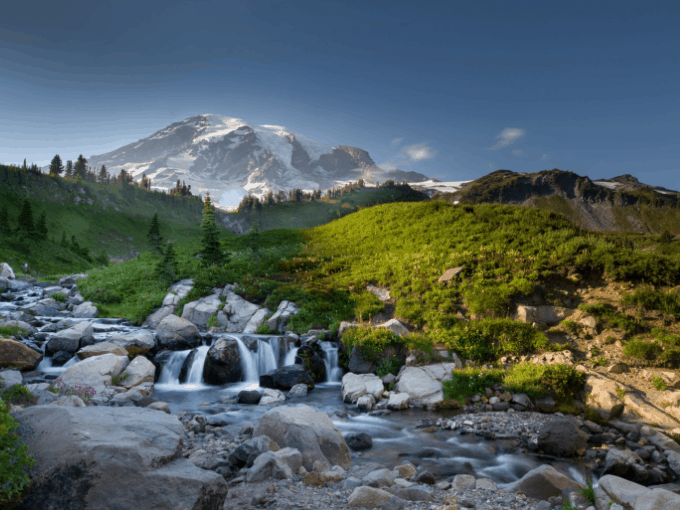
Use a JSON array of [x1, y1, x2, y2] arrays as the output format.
[[16, 199, 35, 236], [65, 160, 74, 179], [74, 154, 88, 179], [35, 210, 48, 240], [49, 154, 64, 176], [98, 165, 109, 183], [199, 193, 224, 266], [0, 205, 9, 235], [147, 212, 163, 253], [265, 190, 275, 205], [154, 242, 178, 282]]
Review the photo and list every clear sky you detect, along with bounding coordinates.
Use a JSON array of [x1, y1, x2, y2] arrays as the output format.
[[1, 1, 679, 188]]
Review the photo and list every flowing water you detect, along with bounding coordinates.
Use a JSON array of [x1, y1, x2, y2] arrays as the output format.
[[3, 283, 589, 486]]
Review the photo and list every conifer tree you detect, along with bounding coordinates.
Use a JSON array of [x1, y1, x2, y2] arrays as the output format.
[[65, 160, 74, 179], [74, 155, 88, 179], [154, 242, 178, 283], [0, 205, 10, 235], [147, 212, 163, 253], [49, 154, 64, 176], [36, 210, 48, 240], [16, 199, 35, 236], [98, 165, 109, 183], [199, 193, 224, 266]]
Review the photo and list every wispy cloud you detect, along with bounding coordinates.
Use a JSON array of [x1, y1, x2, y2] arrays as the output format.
[[489, 127, 527, 150], [398, 142, 437, 163], [512, 149, 522, 155], [392, 137, 403, 145], [541, 153, 550, 160], [486, 163, 494, 169]]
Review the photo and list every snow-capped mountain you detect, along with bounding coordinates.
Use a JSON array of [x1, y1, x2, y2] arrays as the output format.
[[87, 114, 432, 208]]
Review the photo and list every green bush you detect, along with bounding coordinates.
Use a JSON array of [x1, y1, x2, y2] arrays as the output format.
[[376, 357, 403, 378], [0, 326, 28, 339], [442, 363, 585, 402], [206, 314, 220, 329], [341, 327, 404, 361], [652, 376, 667, 391], [661, 347, 680, 368], [0, 399, 35, 506], [0, 385, 33, 406], [622, 286, 680, 316], [578, 303, 640, 333], [51, 292, 68, 303], [623, 339, 663, 360]]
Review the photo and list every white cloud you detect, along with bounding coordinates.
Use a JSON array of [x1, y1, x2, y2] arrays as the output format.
[[512, 149, 522, 155], [398, 142, 437, 163], [486, 163, 494, 169], [489, 127, 527, 150], [378, 159, 399, 171], [392, 138, 403, 145], [541, 153, 549, 160]]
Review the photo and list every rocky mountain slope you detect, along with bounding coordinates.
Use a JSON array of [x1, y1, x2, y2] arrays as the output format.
[[87, 114, 431, 206], [444, 169, 680, 233]]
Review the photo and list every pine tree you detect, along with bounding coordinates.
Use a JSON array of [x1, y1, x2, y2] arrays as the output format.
[[74, 154, 88, 179], [35, 210, 48, 240], [98, 165, 108, 183], [16, 199, 35, 236], [200, 193, 224, 266], [147, 212, 163, 253], [0, 205, 10, 235], [49, 154, 64, 176], [154, 242, 178, 283], [65, 160, 74, 179]]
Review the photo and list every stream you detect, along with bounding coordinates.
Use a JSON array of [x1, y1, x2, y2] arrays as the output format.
[[1, 283, 590, 488]]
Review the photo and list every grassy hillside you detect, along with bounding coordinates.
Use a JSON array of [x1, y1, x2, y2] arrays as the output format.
[[222, 183, 428, 232], [0, 165, 233, 277]]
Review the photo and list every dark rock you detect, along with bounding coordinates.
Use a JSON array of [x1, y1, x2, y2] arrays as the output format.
[[414, 471, 436, 485], [537, 417, 589, 456], [347, 346, 375, 374], [137, 396, 157, 407], [295, 345, 327, 383], [203, 338, 242, 385], [237, 390, 262, 405], [51, 350, 73, 366], [228, 436, 279, 468], [178, 349, 197, 383], [492, 402, 510, 412], [259, 364, 314, 391], [344, 432, 373, 451], [153, 350, 174, 382]]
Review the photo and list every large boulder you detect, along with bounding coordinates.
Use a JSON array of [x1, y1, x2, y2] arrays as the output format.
[[603, 448, 649, 484], [71, 301, 98, 318], [161, 279, 194, 308], [585, 373, 625, 420], [109, 330, 156, 355], [181, 294, 223, 328], [536, 417, 589, 457], [59, 273, 88, 287], [0, 262, 15, 280], [295, 345, 327, 383], [25, 298, 63, 317], [46, 321, 94, 356], [260, 365, 315, 391], [246, 448, 302, 483], [0, 320, 38, 335], [142, 306, 174, 328], [253, 404, 352, 471], [14, 406, 227, 510], [599, 474, 680, 509], [77, 342, 128, 360], [221, 292, 261, 331], [203, 337, 242, 385], [119, 356, 155, 389], [243, 307, 272, 334], [504, 464, 582, 501], [0, 338, 43, 370], [394, 363, 459, 408], [0, 369, 23, 391], [377, 319, 409, 337], [156, 314, 201, 350], [266, 300, 300, 333], [342, 373, 384, 404], [58, 353, 130, 395]]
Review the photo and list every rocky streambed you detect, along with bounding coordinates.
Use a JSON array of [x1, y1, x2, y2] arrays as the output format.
[[2, 266, 680, 509]]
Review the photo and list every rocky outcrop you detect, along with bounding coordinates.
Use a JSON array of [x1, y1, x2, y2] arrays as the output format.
[[71, 301, 98, 318], [260, 365, 314, 391], [203, 337, 242, 384], [156, 314, 201, 350], [181, 293, 223, 328], [59, 353, 130, 399], [515, 305, 574, 325], [24, 297, 64, 317], [0, 338, 43, 370], [109, 330, 156, 355], [118, 356, 155, 389], [585, 372, 626, 420], [218, 291, 262, 331], [267, 300, 300, 333], [143, 279, 194, 328], [243, 307, 272, 334], [14, 406, 228, 510], [341, 373, 384, 404], [253, 404, 351, 471], [536, 417, 589, 456]]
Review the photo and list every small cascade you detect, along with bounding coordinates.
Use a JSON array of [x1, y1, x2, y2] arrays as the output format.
[[257, 339, 278, 376], [157, 350, 191, 385], [283, 347, 299, 366], [185, 346, 210, 387], [234, 337, 259, 382], [319, 341, 343, 383]]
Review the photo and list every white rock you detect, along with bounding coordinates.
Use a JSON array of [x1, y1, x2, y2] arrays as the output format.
[[341, 373, 384, 404], [71, 302, 98, 318], [394, 363, 458, 408], [259, 388, 286, 406], [243, 307, 272, 334], [0, 262, 16, 280], [0, 370, 23, 391], [377, 318, 409, 337], [119, 356, 155, 389], [386, 392, 410, 410], [59, 353, 130, 394], [77, 342, 127, 360], [266, 300, 300, 333]]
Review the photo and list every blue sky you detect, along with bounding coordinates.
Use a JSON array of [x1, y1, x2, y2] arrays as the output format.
[[1, 1, 679, 188]]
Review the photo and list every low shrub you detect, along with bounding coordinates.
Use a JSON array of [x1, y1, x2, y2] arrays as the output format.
[[622, 286, 680, 316], [0, 326, 28, 339], [442, 363, 585, 402], [652, 376, 667, 391], [341, 327, 404, 361], [0, 399, 35, 507], [111, 373, 130, 386], [623, 339, 663, 360], [0, 385, 33, 406], [51, 292, 68, 303], [376, 356, 403, 378], [661, 347, 680, 368], [206, 314, 220, 329], [578, 303, 640, 333]]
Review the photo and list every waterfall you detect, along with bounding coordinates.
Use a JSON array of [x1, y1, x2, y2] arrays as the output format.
[[283, 347, 299, 366], [320, 341, 343, 383], [234, 337, 259, 382], [185, 346, 209, 387], [257, 339, 278, 376], [157, 350, 191, 385]]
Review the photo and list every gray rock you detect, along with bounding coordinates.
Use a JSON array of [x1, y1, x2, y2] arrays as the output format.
[[71, 301, 98, 318], [119, 356, 155, 389], [0, 320, 38, 335], [348, 345, 376, 374], [536, 395, 556, 413], [59, 273, 88, 287], [156, 314, 201, 350], [511, 393, 533, 408], [46, 321, 94, 355], [142, 305, 174, 328], [243, 307, 272, 334], [229, 435, 280, 468], [0, 369, 23, 391], [109, 330, 156, 355], [76, 342, 128, 360], [267, 300, 300, 333], [25, 298, 63, 317], [387, 486, 433, 502], [181, 294, 222, 327], [0, 262, 15, 280], [258, 388, 286, 406], [288, 383, 308, 399], [537, 417, 589, 456], [203, 337, 242, 384], [342, 477, 363, 491], [14, 405, 227, 510], [504, 464, 582, 501], [344, 432, 373, 451], [253, 404, 351, 471], [362, 468, 394, 488], [603, 448, 648, 483], [221, 292, 261, 331], [342, 373, 384, 404], [347, 486, 393, 507], [59, 353, 130, 396], [246, 447, 302, 482], [237, 390, 262, 405], [394, 363, 459, 409], [260, 365, 314, 391]]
